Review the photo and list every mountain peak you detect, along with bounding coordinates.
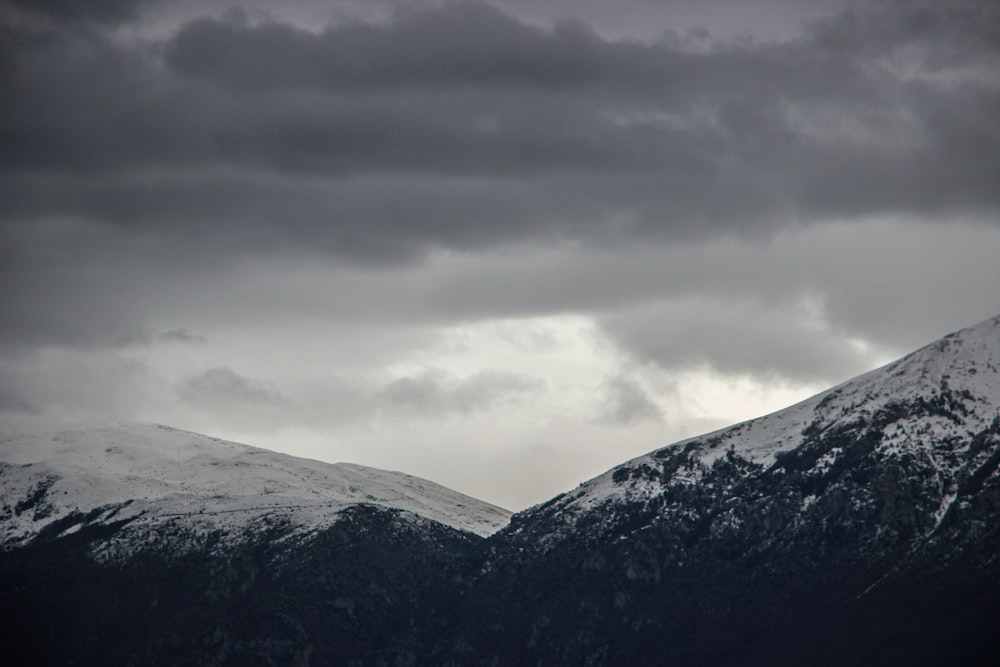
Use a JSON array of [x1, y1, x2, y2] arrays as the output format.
[[511, 314, 1000, 542], [3, 317, 998, 666], [0, 420, 511, 552], [451, 316, 1000, 665]]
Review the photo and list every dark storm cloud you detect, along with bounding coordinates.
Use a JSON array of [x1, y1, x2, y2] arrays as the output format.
[[4, 1, 999, 239], [0, 218, 229, 350], [599, 297, 881, 383], [6, 0, 155, 24], [2, 0, 1000, 357], [165, 3, 602, 90]]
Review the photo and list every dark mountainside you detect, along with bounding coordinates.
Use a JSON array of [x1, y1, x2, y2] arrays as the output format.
[[3, 504, 477, 666], [3, 316, 1000, 666], [431, 327, 1000, 665]]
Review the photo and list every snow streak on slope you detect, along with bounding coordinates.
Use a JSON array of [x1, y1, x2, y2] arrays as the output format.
[[538, 314, 1000, 519], [0, 421, 511, 551]]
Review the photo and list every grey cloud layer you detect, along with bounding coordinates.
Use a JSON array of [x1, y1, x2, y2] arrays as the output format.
[[600, 298, 874, 383], [2, 0, 1000, 396], [3, 1, 999, 253], [598, 376, 663, 427], [6, 0, 154, 24], [178, 366, 545, 431], [166, 3, 603, 90]]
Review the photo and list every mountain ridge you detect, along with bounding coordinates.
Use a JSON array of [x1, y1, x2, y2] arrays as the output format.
[[0, 420, 511, 555], [500, 313, 1000, 547], [2, 314, 999, 666], [434, 314, 1000, 665]]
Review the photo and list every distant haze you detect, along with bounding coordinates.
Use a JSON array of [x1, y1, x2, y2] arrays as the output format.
[[2, 0, 999, 509]]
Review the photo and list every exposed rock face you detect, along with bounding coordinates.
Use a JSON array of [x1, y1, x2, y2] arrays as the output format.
[[3, 316, 1000, 666]]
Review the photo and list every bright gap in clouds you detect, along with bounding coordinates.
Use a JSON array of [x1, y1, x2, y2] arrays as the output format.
[[187, 314, 832, 510]]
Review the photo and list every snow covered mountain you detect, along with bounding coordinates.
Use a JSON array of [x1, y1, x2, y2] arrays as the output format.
[[0, 420, 510, 555], [506, 312, 1000, 548], [433, 314, 1000, 666], [0, 421, 509, 666], [3, 315, 999, 666]]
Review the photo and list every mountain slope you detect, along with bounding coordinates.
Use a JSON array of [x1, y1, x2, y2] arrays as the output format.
[[0, 420, 510, 553], [432, 315, 1000, 666], [506, 313, 999, 548], [0, 421, 509, 667], [2, 316, 999, 666]]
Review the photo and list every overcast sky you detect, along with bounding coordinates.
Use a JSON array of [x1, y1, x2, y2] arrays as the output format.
[[2, 0, 999, 509]]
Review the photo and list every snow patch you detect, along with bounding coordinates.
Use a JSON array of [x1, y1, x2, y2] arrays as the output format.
[[0, 421, 511, 551]]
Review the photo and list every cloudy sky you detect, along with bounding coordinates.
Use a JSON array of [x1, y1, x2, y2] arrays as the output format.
[[2, 0, 999, 509]]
